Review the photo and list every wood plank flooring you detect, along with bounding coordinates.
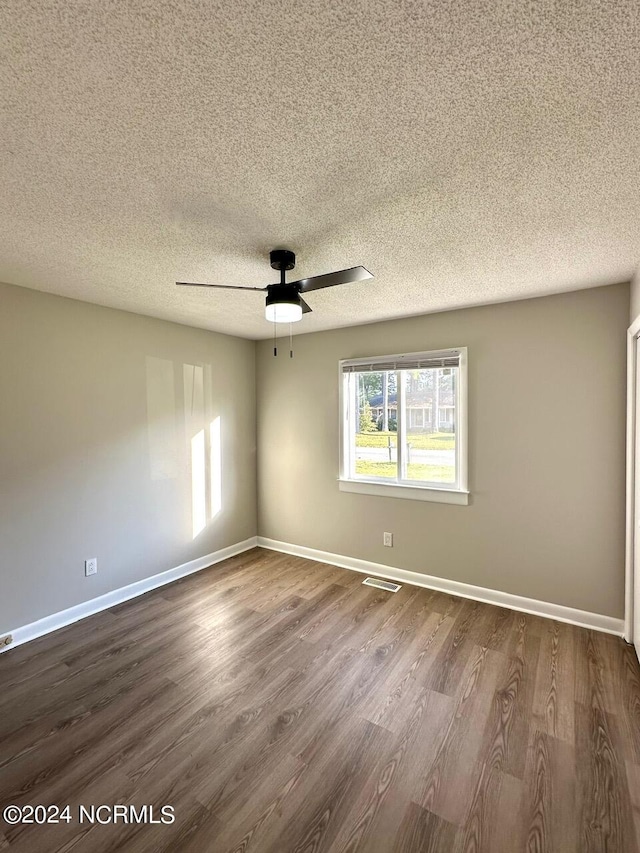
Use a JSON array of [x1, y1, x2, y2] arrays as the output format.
[[1, 547, 639, 852]]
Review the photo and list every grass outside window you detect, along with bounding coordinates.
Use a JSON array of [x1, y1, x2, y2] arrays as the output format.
[[354, 431, 455, 450]]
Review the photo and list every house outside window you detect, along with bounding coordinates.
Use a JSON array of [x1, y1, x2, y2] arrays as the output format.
[[339, 348, 468, 505]]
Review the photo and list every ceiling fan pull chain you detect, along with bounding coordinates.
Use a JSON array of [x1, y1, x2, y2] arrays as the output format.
[[289, 322, 293, 358], [273, 314, 277, 357]]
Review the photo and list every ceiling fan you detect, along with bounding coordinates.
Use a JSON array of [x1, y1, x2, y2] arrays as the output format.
[[177, 249, 373, 325]]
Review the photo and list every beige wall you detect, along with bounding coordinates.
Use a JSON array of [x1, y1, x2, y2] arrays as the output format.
[[0, 283, 257, 630], [1, 279, 629, 631], [257, 284, 629, 618]]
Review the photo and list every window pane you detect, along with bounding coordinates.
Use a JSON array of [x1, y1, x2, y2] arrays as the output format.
[[354, 371, 397, 479], [402, 368, 456, 484]]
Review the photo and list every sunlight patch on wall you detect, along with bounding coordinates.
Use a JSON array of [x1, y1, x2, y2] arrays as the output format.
[[184, 363, 205, 424], [191, 428, 206, 538], [183, 362, 222, 539], [210, 416, 222, 519]]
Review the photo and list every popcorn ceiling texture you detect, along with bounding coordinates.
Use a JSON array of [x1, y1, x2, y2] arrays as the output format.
[[1, 0, 639, 339]]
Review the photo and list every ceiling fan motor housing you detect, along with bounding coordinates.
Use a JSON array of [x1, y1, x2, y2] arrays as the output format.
[[270, 249, 296, 271]]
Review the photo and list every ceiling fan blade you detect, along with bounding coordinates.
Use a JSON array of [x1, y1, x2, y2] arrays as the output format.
[[293, 266, 373, 293], [176, 282, 267, 291], [299, 295, 312, 314]]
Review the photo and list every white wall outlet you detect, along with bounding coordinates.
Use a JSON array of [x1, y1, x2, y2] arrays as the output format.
[[383, 532, 393, 547], [85, 558, 98, 577]]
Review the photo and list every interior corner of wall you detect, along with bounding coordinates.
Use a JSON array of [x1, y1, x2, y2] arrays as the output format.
[[630, 266, 640, 324]]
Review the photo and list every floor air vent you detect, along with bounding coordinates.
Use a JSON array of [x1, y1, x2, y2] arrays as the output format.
[[363, 577, 402, 592]]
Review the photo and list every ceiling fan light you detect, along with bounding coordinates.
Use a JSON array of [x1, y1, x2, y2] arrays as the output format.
[[265, 301, 303, 323], [265, 284, 303, 323]]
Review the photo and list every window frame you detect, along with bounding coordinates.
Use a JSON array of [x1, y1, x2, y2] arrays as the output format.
[[338, 347, 469, 505]]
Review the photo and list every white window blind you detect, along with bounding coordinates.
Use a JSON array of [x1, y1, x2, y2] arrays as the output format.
[[341, 349, 461, 373]]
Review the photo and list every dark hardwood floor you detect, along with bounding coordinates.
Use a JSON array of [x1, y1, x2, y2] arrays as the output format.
[[1, 547, 639, 852]]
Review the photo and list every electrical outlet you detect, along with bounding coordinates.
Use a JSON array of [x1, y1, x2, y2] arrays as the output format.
[[383, 532, 393, 547], [85, 558, 98, 577], [0, 634, 13, 648]]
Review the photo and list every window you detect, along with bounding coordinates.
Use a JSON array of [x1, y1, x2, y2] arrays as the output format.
[[339, 348, 468, 505]]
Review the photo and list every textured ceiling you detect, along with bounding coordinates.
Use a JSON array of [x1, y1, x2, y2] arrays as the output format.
[[1, 0, 639, 339]]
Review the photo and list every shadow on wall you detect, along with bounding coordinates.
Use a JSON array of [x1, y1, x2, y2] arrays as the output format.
[[146, 356, 222, 541]]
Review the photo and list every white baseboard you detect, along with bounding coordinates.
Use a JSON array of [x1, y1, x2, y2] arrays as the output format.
[[2, 536, 259, 653], [257, 537, 625, 637], [4, 533, 624, 653]]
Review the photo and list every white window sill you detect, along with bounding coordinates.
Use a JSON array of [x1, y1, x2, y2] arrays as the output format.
[[338, 479, 469, 505]]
